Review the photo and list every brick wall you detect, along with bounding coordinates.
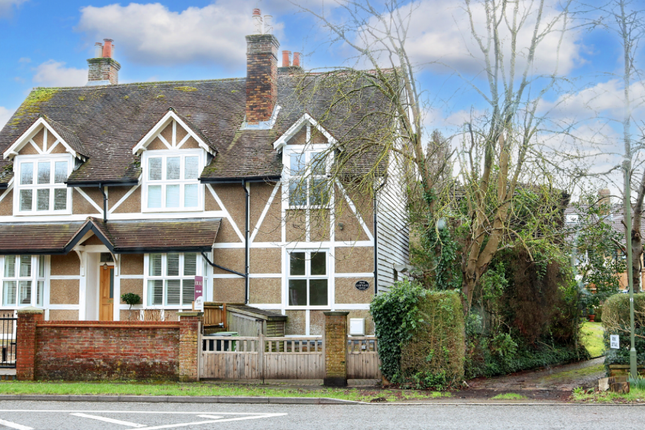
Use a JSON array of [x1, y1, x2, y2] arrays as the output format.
[[35, 321, 180, 381], [16, 312, 203, 381], [245, 34, 279, 124], [87, 58, 121, 84], [323, 311, 349, 387]]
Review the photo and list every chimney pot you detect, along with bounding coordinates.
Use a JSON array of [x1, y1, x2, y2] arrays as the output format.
[[263, 15, 273, 34], [94, 42, 103, 59], [282, 50, 291, 67], [293, 52, 301, 67], [253, 8, 263, 34], [102, 39, 114, 58]]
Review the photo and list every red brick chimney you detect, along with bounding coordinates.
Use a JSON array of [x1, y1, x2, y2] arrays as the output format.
[[282, 50, 291, 67], [293, 52, 301, 67], [245, 9, 279, 125], [87, 38, 121, 85]]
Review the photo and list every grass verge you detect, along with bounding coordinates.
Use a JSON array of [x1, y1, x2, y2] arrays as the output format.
[[572, 386, 645, 403], [0, 381, 451, 403], [491, 393, 527, 400], [580, 322, 604, 358]]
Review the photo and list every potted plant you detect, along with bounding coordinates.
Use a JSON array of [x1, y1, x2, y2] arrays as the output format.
[[121, 293, 141, 321]]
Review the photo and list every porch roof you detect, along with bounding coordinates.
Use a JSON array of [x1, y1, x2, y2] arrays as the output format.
[[70, 217, 222, 254], [0, 218, 221, 255], [0, 221, 84, 255]]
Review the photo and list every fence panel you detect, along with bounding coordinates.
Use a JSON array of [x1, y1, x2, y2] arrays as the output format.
[[200, 336, 259, 379], [263, 337, 324, 379], [347, 337, 381, 379], [0, 311, 16, 369]]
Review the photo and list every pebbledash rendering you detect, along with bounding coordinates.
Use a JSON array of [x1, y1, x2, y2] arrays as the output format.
[[0, 14, 408, 336]]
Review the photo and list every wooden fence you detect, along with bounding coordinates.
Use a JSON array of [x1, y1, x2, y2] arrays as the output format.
[[200, 334, 380, 380], [347, 337, 381, 379]]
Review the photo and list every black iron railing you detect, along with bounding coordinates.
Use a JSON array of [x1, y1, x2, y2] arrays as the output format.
[[0, 311, 16, 369]]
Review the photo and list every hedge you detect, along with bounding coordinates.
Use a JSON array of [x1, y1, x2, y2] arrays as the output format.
[[602, 293, 645, 371], [371, 281, 464, 389]]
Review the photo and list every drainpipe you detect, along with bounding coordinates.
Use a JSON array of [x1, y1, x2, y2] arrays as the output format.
[[243, 180, 250, 304], [98, 183, 108, 223], [373, 179, 387, 295]]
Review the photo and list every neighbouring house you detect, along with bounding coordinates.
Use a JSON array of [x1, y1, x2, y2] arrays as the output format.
[[0, 11, 409, 336]]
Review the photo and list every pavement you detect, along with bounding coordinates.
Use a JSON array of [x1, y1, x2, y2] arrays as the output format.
[[0, 358, 609, 405]]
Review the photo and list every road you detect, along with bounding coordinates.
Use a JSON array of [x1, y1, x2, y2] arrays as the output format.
[[0, 401, 643, 429]]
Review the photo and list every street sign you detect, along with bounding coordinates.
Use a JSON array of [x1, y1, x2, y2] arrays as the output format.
[[610, 334, 620, 349], [194, 276, 204, 311]]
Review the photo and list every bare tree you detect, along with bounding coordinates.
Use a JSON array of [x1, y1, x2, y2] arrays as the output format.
[[295, 0, 575, 311], [599, 0, 645, 293]]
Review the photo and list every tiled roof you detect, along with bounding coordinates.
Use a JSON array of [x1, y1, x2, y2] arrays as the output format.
[[0, 222, 84, 254], [0, 72, 393, 186], [78, 217, 222, 253], [41, 115, 89, 158], [0, 218, 221, 255]]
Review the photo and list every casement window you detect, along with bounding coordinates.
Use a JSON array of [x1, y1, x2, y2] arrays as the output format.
[[15, 156, 72, 214], [288, 250, 328, 307], [287, 149, 330, 208], [142, 150, 203, 211], [1, 255, 45, 307], [146, 253, 203, 307]]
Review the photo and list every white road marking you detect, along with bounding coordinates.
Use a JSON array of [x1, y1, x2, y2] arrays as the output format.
[[136, 414, 288, 430], [0, 418, 33, 430], [71, 413, 147, 428], [196, 415, 223, 419]]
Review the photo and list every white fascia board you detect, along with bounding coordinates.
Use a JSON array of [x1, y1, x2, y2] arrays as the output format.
[[3, 117, 80, 160], [131, 110, 214, 155], [272, 113, 338, 150]]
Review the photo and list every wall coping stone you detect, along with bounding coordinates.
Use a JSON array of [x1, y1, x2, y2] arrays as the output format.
[[177, 312, 204, 317], [17, 307, 44, 314], [323, 311, 349, 317]]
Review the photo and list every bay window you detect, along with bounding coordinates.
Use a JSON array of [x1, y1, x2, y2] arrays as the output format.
[[143, 150, 203, 211], [15, 155, 71, 214], [288, 250, 328, 307], [2, 255, 45, 307]]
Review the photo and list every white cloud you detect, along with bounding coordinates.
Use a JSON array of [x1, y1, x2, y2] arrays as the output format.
[[0, 106, 14, 130], [0, 0, 26, 18], [76, 1, 286, 67], [358, 0, 580, 77], [33, 60, 87, 87]]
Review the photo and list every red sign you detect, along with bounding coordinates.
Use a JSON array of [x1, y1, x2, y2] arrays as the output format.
[[194, 276, 203, 300]]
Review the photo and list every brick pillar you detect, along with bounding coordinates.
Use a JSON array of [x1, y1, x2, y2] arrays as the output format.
[[16, 307, 43, 381], [178, 311, 203, 382], [323, 311, 349, 387]]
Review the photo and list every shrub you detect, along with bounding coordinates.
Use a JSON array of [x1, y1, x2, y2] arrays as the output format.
[[399, 290, 465, 388], [370, 280, 425, 382], [601, 293, 645, 373], [371, 282, 464, 388]]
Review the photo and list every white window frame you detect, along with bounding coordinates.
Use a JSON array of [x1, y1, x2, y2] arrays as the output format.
[[0, 255, 46, 308], [13, 154, 73, 215], [284, 144, 331, 209], [286, 249, 330, 309], [143, 253, 205, 309], [141, 149, 205, 212]]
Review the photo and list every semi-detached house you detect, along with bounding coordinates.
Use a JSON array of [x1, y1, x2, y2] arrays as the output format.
[[0, 16, 409, 336]]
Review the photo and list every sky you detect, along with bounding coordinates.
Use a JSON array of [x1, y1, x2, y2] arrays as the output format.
[[0, 0, 642, 196]]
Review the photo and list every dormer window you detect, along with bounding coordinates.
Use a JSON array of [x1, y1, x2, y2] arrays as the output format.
[[14, 155, 72, 214], [142, 150, 203, 211]]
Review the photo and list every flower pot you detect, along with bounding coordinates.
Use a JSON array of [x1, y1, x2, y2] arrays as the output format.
[[588, 314, 595, 322]]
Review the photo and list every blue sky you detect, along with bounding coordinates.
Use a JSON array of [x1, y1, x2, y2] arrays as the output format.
[[0, 0, 642, 194]]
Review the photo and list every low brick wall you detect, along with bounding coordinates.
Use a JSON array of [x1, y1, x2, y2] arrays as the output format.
[[17, 309, 203, 382], [35, 321, 181, 381]]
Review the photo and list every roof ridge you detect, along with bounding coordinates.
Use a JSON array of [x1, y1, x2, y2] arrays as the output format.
[[30, 77, 247, 92]]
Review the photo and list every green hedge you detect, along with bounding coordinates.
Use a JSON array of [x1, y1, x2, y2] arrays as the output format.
[[371, 282, 464, 389], [602, 293, 645, 371]]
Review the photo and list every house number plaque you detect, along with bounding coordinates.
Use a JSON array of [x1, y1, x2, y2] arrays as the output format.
[[355, 280, 370, 291]]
